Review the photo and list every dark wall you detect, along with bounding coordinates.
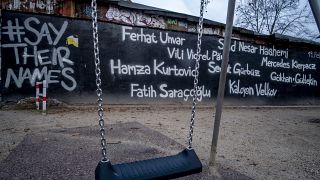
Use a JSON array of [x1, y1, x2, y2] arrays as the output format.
[[1, 11, 320, 104]]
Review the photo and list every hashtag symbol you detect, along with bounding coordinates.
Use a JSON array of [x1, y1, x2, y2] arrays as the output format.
[[2, 18, 25, 43]]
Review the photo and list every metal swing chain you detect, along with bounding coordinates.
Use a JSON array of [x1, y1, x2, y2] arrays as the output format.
[[188, 0, 210, 149], [91, 0, 108, 162], [91, 0, 208, 156]]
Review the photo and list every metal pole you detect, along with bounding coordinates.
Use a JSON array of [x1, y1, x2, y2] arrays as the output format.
[[36, 82, 40, 110], [42, 80, 47, 115], [209, 0, 236, 167]]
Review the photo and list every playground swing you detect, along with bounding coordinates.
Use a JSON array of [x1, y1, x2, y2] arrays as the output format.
[[91, 0, 210, 179]]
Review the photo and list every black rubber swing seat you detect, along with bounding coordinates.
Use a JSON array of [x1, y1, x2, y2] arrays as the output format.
[[95, 148, 202, 180]]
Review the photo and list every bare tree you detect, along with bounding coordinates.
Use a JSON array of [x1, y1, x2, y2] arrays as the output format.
[[235, 0, 317, 40]]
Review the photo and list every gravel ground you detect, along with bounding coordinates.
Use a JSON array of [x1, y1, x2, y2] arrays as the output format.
[[0, 105, 319, 179]]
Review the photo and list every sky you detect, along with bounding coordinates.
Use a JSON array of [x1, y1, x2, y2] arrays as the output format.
[[132, 0, 230, 24], [132, 0, 319, 41]]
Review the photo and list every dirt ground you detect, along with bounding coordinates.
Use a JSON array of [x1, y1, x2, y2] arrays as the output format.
[[0, 104, 320, 180]]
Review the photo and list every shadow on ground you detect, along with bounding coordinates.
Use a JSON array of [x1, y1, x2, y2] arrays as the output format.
[[0, 122, 252, 180]]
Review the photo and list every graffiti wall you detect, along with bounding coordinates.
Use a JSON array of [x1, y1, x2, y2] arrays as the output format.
[[1, 11, 80, 95], [105, 5, 166, 29], [1, 0, 59, 14], [1, 11, 320, 104], [76, 4, 220, 36], [1, 0, 75, 16]]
